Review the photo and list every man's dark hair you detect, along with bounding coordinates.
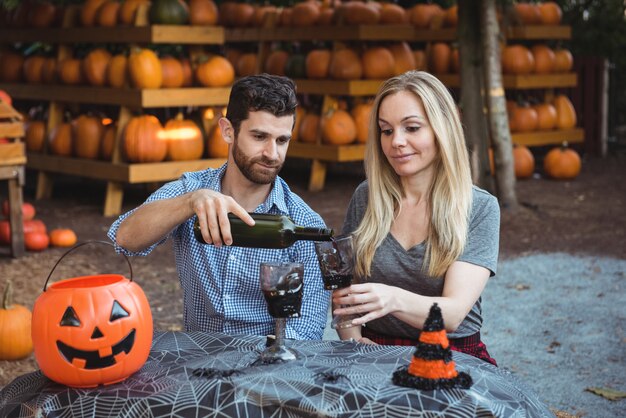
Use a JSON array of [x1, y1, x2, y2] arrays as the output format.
[[225, 73, 297, 137]]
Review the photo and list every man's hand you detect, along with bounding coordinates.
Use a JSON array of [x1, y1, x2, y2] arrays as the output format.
[[191, 189, 255, 246]]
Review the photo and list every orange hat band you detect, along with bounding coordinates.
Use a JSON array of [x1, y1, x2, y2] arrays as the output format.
[[419, 330, 449, 348], [407, 358, 459, 380]]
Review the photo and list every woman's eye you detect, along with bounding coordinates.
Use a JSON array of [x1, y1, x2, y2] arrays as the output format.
[[380, 129, 393, 136], [406, 126, 420, 133]]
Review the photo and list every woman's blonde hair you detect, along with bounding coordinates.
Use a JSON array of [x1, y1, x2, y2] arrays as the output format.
[[353, 71, 473, 278]]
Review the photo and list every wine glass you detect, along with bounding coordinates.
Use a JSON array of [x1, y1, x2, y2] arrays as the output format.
[[314, 235, 358, 329], [259, 261, 304, 362]]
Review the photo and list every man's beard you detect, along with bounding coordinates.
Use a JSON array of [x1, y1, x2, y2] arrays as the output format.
[[232, 138, 283, 184]]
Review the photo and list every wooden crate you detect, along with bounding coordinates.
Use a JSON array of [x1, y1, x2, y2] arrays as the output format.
[[0, 99, 26, 257]]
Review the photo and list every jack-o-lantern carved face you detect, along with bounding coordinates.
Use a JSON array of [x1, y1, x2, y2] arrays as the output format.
[[32, 275, 153, 388], [56, 301, 136, 369]]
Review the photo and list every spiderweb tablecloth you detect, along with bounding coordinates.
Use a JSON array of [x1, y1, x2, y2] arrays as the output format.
[[0, 331, 554, 417]]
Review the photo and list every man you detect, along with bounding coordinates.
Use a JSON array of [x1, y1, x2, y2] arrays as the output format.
[[108, 74, 329, 340]]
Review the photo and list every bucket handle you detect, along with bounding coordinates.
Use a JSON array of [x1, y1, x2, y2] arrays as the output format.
[[43, 240, 134, 292]]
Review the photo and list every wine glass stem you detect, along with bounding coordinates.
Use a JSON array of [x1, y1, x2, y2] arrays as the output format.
[[275, 318, 286, 347]]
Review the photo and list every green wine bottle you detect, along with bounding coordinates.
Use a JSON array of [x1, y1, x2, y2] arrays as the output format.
[[193, 213, 333, 249]]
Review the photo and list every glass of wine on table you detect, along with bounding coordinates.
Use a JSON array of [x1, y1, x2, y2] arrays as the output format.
[[259, 261, 304, 362], [314, 235, 358, 329]]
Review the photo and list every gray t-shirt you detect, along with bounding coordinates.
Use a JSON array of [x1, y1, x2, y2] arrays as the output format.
[[342, 182, 500, 339]]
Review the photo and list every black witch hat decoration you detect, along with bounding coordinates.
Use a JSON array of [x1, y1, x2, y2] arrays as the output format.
[[392, 303, 472, 390]]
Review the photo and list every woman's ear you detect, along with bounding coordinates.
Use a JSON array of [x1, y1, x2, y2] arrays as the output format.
[[218, 117, 234, 144]]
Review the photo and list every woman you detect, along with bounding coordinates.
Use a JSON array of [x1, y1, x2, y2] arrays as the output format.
[[335, 71, 500, 365]]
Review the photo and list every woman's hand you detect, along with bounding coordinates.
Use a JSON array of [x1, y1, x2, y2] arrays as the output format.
[[332, 283, 399, 326]]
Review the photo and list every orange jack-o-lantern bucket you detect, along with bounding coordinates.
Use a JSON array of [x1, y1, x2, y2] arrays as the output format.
[[32, 241, 153, 388]]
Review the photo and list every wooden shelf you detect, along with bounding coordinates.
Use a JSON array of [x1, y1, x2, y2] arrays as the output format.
[[0, 143, 26, 166], [27, 154, 226, 184], [226, 25, 455, 42], [294, 79, 385, 96], [506, 25, 571, 40], [0, 84, 231, 108], [512, 128, 584, 147], [0, 25, 225, 44], [287, 143, 365, 162], [432, 73, 577, 89]]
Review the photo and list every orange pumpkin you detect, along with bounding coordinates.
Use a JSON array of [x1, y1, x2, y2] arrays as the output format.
[[502, 45, 534, 75], [164, 115, 204, 161], [514, 3, 541, 25], [362, 47, 395, 80], [553, 48, 574, 72], [252, 4, 277, 27], [0, 281, 33, 361], [553, 95, 577, 129], [538, 2, 562, 25], [534, 103, 557, 131], [22, 55, 46, 84], [510, 102, 539, 133], [351, 101, 373, 144], [107, 54, 128, 88], [413, 49, 427, 71], [96, 1, 120, 27], [234, 2, 257, 27], [180, 58, 194, 87], [379, 3, 407, 24], [543, 143, 581, 180], [188, 0, 218, 26], [444, 5, 458, 27], [236, 53, 258, 77], [531, 44, 555, 74], [80, 0, 108, 26], [290, 1, 320, 27], [83, 48, 112, 86], [49, 228, 78, 247], [322, 109, 357, 145], [27, 1, 56, 28], [409, 4, 443, 29], [206, 124, 229, 158], [123, 115, 167, 163], [57, 58, 85, 85], [429, 42, 452, 74], [41, 57, 57, 84], [25, 231, 49, 251], [72, 115, 103, 159], [118, 0, 150, 25], [305, 49, 331, 79], [160, 56, 185, 88], [299, 113, 321, 144], [196, 55, 235, 87], [264, 50, 289, 76], [292, 106, 305, 142], [48, 123, 73, 156], [389, 42, 416, 76], [513, 145, 535, 179], [340, 1, 380, 25], [32, 273, 153, 387], [25, 120, 46, 152], [0, 51, 25, 83], [128, 48, 162, 89], [1, 201, 35, 221], [100, 123, 117, 160], [329, 48, 362, 80]]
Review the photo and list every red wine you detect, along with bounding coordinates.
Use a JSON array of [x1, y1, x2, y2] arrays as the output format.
[[322, 273, 353, 290], [263, 289, 303, 318]]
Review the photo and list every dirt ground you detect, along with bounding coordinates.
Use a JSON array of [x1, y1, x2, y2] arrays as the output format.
[[1, 149, 625, 411]]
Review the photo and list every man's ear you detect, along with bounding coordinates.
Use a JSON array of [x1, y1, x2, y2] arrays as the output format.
[[218, 117, 234, 144]]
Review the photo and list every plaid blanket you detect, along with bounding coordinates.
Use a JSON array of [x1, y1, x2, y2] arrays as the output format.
[[361, 327, 498, 366]]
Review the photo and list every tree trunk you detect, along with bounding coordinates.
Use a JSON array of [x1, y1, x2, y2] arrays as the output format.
[[458, 0, 494, 193], [481, 0, 518, 208]]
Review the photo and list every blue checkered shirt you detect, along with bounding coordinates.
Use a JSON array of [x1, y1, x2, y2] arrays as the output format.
[[108, 164, 330, 340]]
